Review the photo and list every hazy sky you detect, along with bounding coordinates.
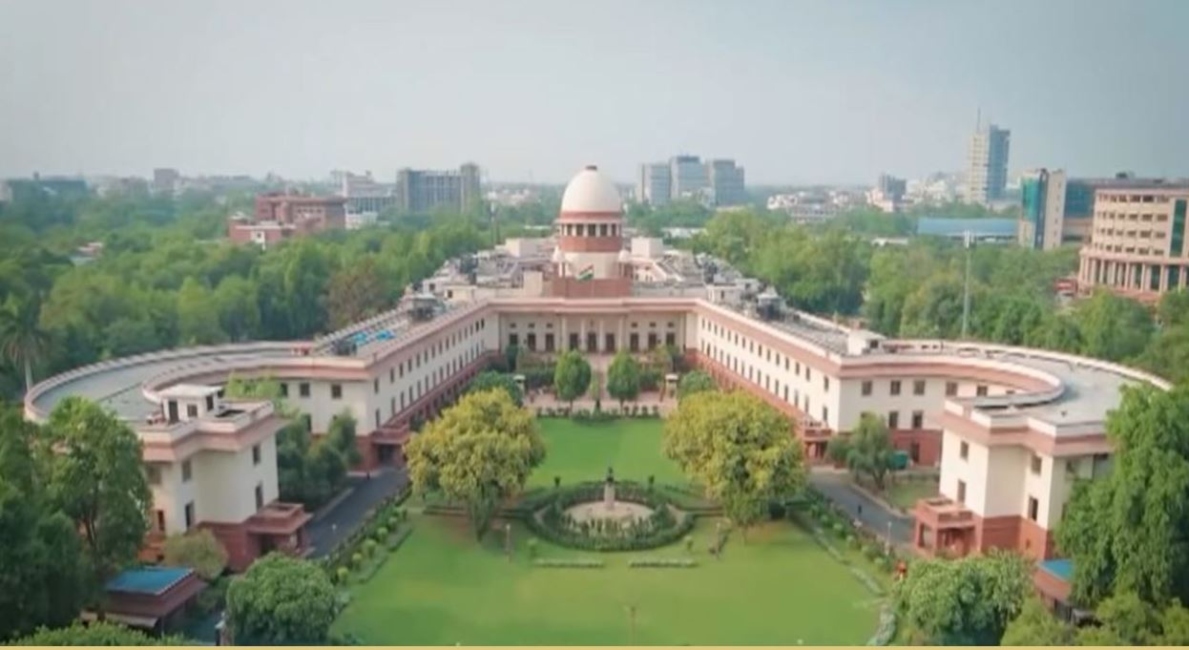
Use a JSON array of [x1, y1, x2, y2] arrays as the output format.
[[1, 0, 1186, 185]]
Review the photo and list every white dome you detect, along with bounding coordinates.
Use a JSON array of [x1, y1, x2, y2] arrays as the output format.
[[560, 165, 622, 214], [618, 249, 632, 263]]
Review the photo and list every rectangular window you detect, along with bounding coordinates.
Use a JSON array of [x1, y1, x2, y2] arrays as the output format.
[[331, 384, 342, 400], [145, 464, 162, 485], [373, 378, 379, 394], [821, 406, 829, 423], [186, 403, 198, 418], [945, 381, 958, 397], [182, 459, 192, 482], [299, 382, 310, 398], [184, 502, 195, 530], [911, 411, 924, 429], [887, 411, 899, 429], [913, 379, 926, 396], [255, 483, 265, 510], [279, 382, 289, 398], [823, 376, 830, 392], [976, 384, 988, 397], [861, 380, 873, 396], [1030, 454, 1042, 475], [890, 380, 901, 396], [959, 441, 969, 460], [252, 444, 261, 466], [1028, 496, 1039, 522], [155, 509, 166, 532], [956, 480, 966, 504]]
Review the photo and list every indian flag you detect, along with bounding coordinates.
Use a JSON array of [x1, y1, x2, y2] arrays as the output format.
[[577, 265, 595, 281]]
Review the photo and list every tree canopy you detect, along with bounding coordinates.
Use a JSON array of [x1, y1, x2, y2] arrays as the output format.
[[1056, 382, 1189, 607], [162, 529, 229, 581], [42, 397, 152, 596], [663, 391, 805, 537], [605, 350, 642, 406], [6, 621, 190, 646], [0, 407, 87, 641], [465, 370, 523, 406], [225, 553, 338, 645], [553, 349, 592, 405], [676, 370, 717, 401], [406, 389, 545, 539], [826, 412, 897, 490], [895, 551, 1033, 645]]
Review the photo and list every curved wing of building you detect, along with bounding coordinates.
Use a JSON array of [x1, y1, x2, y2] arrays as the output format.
[[25, 165, 1169, 572]]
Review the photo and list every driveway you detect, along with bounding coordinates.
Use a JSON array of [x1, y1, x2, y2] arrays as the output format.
[[809, 469, 913, 545], [305, 466, 408, 558]]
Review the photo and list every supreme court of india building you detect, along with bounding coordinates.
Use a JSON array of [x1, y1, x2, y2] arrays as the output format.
[[23, 165, 1167, 603]]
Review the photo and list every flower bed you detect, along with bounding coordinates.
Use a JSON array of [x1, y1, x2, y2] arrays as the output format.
[[523, 481, 694, 552]]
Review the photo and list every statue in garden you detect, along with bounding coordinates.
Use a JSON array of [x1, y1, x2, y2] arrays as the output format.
[[603, 466, 616, 509]]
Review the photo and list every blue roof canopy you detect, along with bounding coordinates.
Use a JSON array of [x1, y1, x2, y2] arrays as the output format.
[[105, 566, 193, 595]]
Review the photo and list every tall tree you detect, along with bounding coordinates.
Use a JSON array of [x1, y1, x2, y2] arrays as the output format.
[[895, 551, 1032, 645], [826, 412, 897, 490], [0, 407, 87, 641], [325, 257, 392, 330], [43, 397, 152, 599], [1056, 383, 1189, 607], [0, 295, 50, 393], [225, 553, 338, 645], [175, 277, 226, 345], [327, 410, 361, 467], [553, 349, 591, 406], [605, 350, 642, 407], [676, 370, 717, 401], [663, 391, 805, 539], [406, 389, 545, 539]]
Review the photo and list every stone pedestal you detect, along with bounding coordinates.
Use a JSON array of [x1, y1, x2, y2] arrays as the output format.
[[603, 482, 616, 510]]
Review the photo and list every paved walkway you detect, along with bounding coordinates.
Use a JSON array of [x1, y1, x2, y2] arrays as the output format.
[[306, 465, 408, 558], [809, 469, 913, 545]]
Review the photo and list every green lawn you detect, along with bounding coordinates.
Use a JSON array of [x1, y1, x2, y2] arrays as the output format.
[[882, 478, 940, 511], [530, 417, 686, 487], [334, 517, 880, 645], [336, 417, 882, 645]]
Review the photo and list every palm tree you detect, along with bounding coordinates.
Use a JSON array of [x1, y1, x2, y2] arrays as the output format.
[[0, 297, 51, 394]]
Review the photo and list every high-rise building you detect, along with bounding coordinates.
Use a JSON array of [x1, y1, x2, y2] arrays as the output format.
[[876, 174, 907, 201], [636, 155, 745, 206], [708, 159, 747, 206], [965, 123, 1011, 205], [395, 163, 482, 214], [637, 163, 672, 206], [670, 155, 708, 201], [152, 168, 180, 195]]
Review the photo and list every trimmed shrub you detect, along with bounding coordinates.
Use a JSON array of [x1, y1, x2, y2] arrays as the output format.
[[335, 566, 350, 584], [628, 558, 697, 568], [532, 559, 604, 568]]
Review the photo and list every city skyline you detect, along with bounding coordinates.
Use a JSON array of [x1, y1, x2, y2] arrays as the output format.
[[1, 0, 1187, 185]]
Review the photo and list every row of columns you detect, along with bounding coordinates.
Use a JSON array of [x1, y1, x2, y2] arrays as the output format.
[[1079, 255, 1188, 294]]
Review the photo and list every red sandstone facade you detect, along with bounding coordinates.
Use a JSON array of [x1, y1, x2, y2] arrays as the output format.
[[228, 193, 347, 246]]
